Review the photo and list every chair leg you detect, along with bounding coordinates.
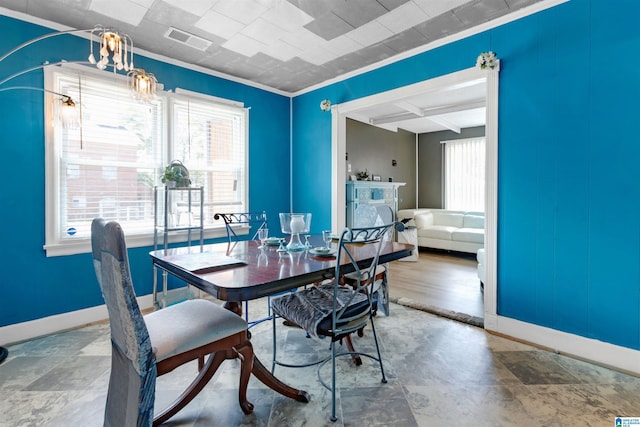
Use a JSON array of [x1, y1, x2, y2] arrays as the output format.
[[234, 340, 255, 414], [153, 351, 227, 426], [330, 340, 338, 422], [368, 316, 387, 384], [343, 335, 362, 366], [271, 314, 277, 374]]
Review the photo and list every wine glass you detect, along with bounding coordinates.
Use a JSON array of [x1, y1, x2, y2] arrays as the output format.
[[258, 228, 268, 248], [322, 230, 332, 249], [257, 247, 268, 267]]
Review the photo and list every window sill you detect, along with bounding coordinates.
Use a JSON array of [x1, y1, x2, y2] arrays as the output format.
[[44, 226, 239, 257]]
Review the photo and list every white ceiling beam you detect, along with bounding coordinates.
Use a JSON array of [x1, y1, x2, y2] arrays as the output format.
[[370, 98, 485, 126], [425, 116, 461, 133], [346, 113, 373, 126], [394, 101, 424, 117], [421, 99, 485, 117]]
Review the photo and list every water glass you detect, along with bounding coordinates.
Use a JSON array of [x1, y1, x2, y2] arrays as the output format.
[[258, 228, 268, 248], [322, 230, 332, 249]]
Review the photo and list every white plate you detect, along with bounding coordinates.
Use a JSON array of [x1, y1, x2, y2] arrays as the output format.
[[264, 237, 282, 246], [309, 247, 337, 257]]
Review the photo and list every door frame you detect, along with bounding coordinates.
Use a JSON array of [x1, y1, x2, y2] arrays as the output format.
[[330, 65, 500, 327]]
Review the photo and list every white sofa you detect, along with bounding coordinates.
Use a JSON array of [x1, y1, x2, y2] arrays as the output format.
[[397, 208, 484, 254]]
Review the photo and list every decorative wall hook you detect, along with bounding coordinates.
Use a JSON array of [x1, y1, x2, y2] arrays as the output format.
[[320, 99, 331, 112], [476, 51, 498, 70]]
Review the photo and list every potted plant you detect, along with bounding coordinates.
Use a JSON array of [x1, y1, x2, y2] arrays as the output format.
[[357, 169, 369, 181], [161, 164, 183, 187], [161, 160, 191, 187]]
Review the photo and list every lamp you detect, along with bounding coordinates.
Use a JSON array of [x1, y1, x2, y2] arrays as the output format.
[[87, 28, 133, 72], [58, 94, 79, 129], [0, 86, 79, 129], [128, 68, 157, 102], [0, 25, 157, 101]]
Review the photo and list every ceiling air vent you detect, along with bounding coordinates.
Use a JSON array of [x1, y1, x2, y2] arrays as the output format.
[[164, 27, 212, 51]]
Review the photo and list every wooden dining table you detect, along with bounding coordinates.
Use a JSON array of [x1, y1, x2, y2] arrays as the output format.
[[149, 235, 414, 404]]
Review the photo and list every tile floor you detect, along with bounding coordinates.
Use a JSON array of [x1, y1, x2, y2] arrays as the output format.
[[1, 299, 640, 426]]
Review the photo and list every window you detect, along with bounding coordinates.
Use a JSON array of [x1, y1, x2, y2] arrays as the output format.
[[171, 94, 247, 219], [443, 137, 485, 212], [44, 66, 247, 256]]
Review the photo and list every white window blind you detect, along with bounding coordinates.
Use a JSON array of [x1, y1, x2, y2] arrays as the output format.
[[443, 137, 485, 212], [44, 66, 247, 256], [172, 98, 247, 224]]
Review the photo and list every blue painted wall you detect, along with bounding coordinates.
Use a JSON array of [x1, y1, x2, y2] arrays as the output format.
[[4, 0, 640, 353], [292, 0, 640, 351], [0, 16, 291, 327]]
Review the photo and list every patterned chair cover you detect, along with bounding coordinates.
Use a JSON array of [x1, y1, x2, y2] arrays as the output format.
[[91, 218, 156, 427]]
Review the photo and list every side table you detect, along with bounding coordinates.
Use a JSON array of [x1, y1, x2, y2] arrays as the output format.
[[397, 226, 418, 261]]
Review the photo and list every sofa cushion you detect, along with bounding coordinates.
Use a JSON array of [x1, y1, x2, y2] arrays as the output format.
[[419, 225, 456, 240], [433, 212, 464, 228], [463, 214, 485, 229], [397, 209, 431, 220], [414, 213, 434, 229], [451, 228, 484, 244]]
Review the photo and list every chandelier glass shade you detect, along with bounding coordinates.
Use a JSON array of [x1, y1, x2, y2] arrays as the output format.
[[58, 94, 80, 129], [87, 28, 134, 72], [128, 68, 157, 102]]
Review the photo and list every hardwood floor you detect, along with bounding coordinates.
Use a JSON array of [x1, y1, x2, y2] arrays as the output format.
[[388, 248, 484, 319]]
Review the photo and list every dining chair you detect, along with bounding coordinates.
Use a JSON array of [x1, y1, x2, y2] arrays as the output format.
[[91, 218, 254, 426], [213, 211, 267, 243], [349, 204, 393, 316], [270, 222, 398, 422], [213, 211, 275, 328]]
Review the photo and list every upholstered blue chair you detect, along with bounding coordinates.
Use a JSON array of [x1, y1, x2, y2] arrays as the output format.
[[91, 218, 254, 426], [271, 223, 398, 422]]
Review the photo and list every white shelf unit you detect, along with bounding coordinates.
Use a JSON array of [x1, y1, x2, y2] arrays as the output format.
[[346, 181, 405, 228], [153, 186, 204, 308]]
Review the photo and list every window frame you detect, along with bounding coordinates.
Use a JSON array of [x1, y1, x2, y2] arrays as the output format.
[[43, 64, 247, 257]]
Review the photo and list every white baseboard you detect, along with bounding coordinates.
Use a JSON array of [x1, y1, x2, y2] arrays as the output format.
[[488, 315, 640, 376], [4, 296, 640, 376], [1, 293, 155, 345]]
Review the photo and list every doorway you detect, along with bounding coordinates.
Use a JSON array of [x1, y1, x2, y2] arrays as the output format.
[[330, 66, 499, 328]]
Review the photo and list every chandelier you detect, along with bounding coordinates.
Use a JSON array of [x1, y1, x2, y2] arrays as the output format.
[[0, 25, 158, 104], [88, 28, 133, 72], [128, 68, 158, 102]]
